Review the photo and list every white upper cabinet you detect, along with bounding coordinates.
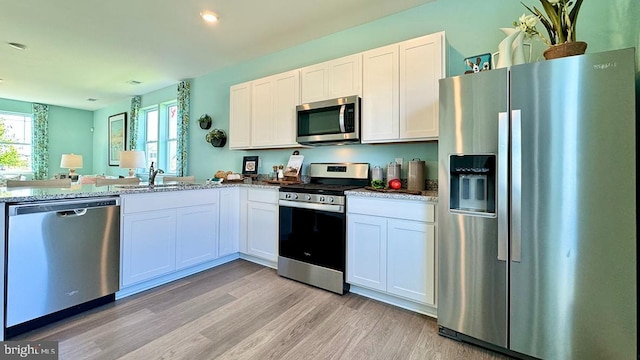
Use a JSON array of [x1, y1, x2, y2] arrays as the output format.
[[230, 70, 300, 150], [362, 31, 445, 143], [229, 81, 252, 149], [300, 54, 362, 103], [230, 31, 445, 148], [361, 44, 399, 141]]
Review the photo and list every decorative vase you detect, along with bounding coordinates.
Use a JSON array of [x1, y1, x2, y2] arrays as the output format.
[[496, 28, 526, 68], [543, 41, 588, 60]]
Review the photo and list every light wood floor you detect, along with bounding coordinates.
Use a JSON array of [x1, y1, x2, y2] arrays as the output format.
[[13, 260, 511, 360]]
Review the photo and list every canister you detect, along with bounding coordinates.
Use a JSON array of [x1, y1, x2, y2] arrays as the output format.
[[386, 162, 401, 182], [407, 159, 425, 191], [372, 166, 384, 182]]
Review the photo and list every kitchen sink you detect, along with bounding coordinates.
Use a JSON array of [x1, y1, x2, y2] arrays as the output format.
[[116, 183, 202, 190]]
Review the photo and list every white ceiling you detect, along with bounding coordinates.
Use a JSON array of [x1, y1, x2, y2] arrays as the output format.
[[0, 0, 434, 111]]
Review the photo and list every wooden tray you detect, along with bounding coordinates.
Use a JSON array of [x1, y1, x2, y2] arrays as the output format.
[[265, 180, 302, 185], [364, 186, 423, 195]]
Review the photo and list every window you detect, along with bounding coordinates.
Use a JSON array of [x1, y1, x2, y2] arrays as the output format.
[[142, 101, 178, 174], [0, 111, 32, 173]]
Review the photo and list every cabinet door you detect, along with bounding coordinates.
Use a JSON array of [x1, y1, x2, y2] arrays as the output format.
[[247, 201, 278, 262], [121, 210, 176, 287], [328, 54, 362, 99], [300, 63, 327, 104], [251, 77, 275, 148], [387, 219, 436, 305], [361, 44, 399, 143], [347, 214, 387, 291], [229, 81, 252, 149], [219, 188, 240, 257], [301, 54, 361, 103], [271, 70, 300, 147], [175, 204, 219, 270], [399, 32, 444, 140]]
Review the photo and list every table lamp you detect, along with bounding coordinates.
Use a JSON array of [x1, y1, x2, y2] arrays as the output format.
[[119, 150, 147, 177], [60, 153, 83, 180]]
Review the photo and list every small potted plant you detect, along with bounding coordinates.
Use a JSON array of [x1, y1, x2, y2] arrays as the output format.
[[205, 129, 227, 148], [198, 114, 212, 130], [516, 0, 586, 59]]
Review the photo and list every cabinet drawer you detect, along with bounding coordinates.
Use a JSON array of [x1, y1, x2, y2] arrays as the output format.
[[347, 197, 435, 223], [247, 188, 278, 203], [122, 189, 218, 214]]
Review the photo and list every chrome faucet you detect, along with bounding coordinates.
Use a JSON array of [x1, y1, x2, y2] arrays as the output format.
[[148, 161, 164, 186]]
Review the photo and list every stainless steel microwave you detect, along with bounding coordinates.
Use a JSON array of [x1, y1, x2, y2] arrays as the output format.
[[296, 95, 360, 145]]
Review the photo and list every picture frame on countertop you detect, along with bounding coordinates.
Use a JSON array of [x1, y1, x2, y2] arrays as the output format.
[[242, 156, 259, 176], [108, 112, 127, 166]]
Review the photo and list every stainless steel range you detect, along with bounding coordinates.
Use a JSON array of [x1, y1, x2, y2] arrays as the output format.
[[278, 162, 369, 294]]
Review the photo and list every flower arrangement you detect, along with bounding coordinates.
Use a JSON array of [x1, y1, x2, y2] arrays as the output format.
[[514, 0, 584, 46]]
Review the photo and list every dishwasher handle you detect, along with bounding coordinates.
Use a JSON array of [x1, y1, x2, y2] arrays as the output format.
[[57, 209, 88, 217], [8, 197, 120, 216]]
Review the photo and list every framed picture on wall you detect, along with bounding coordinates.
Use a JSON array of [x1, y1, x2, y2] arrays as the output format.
[[242, 156, 259, 176], [108, 112, 127, 166]]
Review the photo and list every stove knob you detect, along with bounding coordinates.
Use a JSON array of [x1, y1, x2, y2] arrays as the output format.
[[293, 193, 299, 200], [328, 197, 334, 203], [319, 196, 325, 202], [285, 193, 291, 199], [305, 194, 312, 201]]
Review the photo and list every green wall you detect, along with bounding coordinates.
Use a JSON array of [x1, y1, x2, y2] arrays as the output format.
[[93, 0, 639, 182], [0, 98, 93, 178], [5, 0, 638, 180]]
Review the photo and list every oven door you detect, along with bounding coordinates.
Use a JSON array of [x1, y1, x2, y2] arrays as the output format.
[[278, 201, 346, 271]]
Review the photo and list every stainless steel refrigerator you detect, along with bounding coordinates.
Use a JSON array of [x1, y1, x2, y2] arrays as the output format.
[[437, 48, 637, 359]]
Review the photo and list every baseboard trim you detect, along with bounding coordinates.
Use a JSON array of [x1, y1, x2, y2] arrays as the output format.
[[116, 253, 240, 299], [349, 285, 437, 318], [239, 253, 277, 269]]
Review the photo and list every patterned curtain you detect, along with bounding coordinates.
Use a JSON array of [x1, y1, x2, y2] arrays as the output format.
[[128, 95, 142, 150], [31, 103, 49, 180], [176, 80, 190, 176]]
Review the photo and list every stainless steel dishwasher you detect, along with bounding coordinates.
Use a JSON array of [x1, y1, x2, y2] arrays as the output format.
[[6, 197, 120, 330]]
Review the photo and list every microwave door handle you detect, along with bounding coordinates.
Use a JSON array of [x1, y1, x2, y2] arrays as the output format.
[[339, 105, 346, 132]]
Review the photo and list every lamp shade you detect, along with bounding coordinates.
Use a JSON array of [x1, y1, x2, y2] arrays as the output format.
[[119, 150, 146, 169], [60, 154, 83, 169]]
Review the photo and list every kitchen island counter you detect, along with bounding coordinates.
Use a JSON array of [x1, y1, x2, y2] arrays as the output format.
[[0, 182, 280, 203]]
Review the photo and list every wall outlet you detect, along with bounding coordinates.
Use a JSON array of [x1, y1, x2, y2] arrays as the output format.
[[395, 158, 403, 166]]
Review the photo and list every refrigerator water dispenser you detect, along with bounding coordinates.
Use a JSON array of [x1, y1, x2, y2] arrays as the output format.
[[449, 155, 495, 215]]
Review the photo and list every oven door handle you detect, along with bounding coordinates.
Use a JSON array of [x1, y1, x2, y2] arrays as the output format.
[[279, 200, 344, 213]]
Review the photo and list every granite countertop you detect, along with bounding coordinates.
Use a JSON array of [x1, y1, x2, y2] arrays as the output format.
[[0, 182, 280, 203], [0, 181, 438, 204], [345, 188, 438, 202]]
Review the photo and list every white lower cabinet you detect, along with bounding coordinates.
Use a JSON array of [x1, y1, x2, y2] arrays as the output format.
[[347, 214, 387, 291], [241, 188, 278, 266], [175, 203, 219, 270], [121, 189, 236, 289], [347, 196, 437, 308], [387, 219, 435, 304], [122, 209, 177, 287], [219, 187, 240, 257]]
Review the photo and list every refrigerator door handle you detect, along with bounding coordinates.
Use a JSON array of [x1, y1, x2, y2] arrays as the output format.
[[497, 112, 509, 262], [511, 109, 522, 262]]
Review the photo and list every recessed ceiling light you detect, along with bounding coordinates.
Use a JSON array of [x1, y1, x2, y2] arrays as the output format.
[[127, 80, 142, 85], [86, 98, 98, 102], [200, 10, 219, 23], [8, 42, 28, 51]]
